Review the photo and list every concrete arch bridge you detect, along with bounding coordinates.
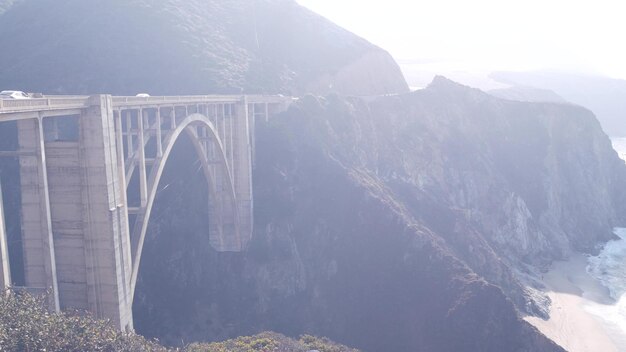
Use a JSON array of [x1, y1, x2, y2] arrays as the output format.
[[0, 94, 292, 329]]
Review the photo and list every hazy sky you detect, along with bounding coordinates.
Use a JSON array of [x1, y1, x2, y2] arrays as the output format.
[[296, 0, 626, 80]]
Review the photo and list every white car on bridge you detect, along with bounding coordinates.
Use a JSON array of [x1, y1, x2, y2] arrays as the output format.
[[0, 90, 30, 99]]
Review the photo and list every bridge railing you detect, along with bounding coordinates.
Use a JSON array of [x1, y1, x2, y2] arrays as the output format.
[[112, 95, 242, 107], [111, 95, 295, 107], [0, 97, 89, 113], [0, 95, 294, 115]]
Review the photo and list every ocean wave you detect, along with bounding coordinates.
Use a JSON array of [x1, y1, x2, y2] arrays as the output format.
[[587, 228, 626, 301], [586, 228, 626, 341]]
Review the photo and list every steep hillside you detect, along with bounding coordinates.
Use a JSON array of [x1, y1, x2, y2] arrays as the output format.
[[0, 0, 407, 96], [0, 1, 623, 351], [128, 78, 626, 351], [387, 77, 626, 262]]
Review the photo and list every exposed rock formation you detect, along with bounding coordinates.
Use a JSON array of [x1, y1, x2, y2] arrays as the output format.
[[0, 1, 622, 351], [381, 77, 626, 265], [128, 77, 626, 351]]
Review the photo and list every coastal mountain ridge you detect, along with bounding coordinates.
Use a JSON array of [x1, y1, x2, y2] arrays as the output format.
[[133, 76, 623, 351], [0, 0, 408, 96], [0, 1, 624, 351]]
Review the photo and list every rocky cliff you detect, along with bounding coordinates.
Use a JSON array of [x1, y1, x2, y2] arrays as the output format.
[[127, 77, 626, 351], [0, 1, 623, 351], [0, 0, 407, 96], [385, 77, 626, 263]]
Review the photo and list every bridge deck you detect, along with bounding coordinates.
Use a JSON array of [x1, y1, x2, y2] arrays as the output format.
[[0, 94, 293, 121]]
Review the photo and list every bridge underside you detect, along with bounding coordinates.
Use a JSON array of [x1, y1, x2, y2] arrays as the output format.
[[0, 94, 291, 330]]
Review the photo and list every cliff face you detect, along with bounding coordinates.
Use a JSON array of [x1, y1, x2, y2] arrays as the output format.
[[128, 78, 626, 351], [0, 1, 622, 351], [244, 92, 568, 351], [406, 78, 626, 262], [253, 77, 626, 308], [0, 0, 408, 96], [134, 105, 563, 351]]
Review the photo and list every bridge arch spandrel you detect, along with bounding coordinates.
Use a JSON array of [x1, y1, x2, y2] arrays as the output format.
[[128, 113, 241, 301]]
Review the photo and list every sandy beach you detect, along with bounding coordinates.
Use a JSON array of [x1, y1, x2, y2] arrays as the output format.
[[525, 253, 624, 352]]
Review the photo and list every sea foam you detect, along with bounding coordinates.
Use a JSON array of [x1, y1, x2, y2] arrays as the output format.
[[586, 228, 626, 341], [587, 228, 626, 301]]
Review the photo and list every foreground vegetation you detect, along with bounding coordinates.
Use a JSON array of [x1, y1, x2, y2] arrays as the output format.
[[0, 291, 165, 351], [0, 291, 358, 351], [187, 332, 359, 352]]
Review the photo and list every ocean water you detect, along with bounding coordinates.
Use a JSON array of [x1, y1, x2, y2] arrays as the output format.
[[586, 228, 626, 345], [582, 140, 626, 347], [588, 228, 626, 300]]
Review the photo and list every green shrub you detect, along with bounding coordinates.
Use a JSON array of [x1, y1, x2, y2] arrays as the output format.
[[0, 291, 165, 352], [0, 291, 359, 352], [185, 332, 360, 352], [299, 334, 360, 352]]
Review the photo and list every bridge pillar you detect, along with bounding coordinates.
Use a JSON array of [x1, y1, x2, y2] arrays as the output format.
[[17, 117, 60, 310], [77, 95, 133, 330], [29, 96, 133, 329], [233, 98, 253, 247], [0, 181, 11, 289]]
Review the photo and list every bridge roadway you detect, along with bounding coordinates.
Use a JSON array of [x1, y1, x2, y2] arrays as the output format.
[[0, 94, 293, 330], [0, 94, 290, 120]]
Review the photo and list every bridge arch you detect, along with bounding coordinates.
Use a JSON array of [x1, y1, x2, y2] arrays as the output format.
[[128, 113, 240, 300], [0, 94, 292, 330]]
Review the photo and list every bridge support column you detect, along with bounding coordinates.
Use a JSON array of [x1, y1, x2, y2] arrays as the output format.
[[137, 109, 148, 207], [0, 181, 11, 289], [233, 98, 253, 246], [17, 117, 60, 310], [78, 95, 132, 330]]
